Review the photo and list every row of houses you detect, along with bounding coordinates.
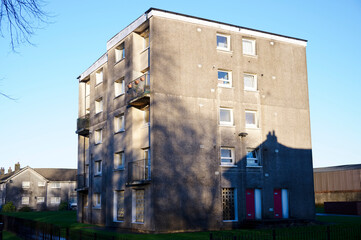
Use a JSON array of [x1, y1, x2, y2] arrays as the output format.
[[0, 163, 76, 211]]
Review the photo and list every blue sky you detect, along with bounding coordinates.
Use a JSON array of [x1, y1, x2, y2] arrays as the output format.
[[0, 0, 360, 170]]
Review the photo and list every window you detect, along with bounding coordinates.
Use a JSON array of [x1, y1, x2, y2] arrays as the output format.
[[115, 43, 125, 62], [114, 190, 125, 222], [37, 197, 45, 203], [50, 182, 61, 188], [132, 189, 145, 223], [218, 70, 232, 87], [95, 160, 102, 175], [50, 197, 61, 204], [217, 34, 230, 51], [219, 108, 233, 126], [114, 77, 125, 97], [143, 107, 149, 125], [94, 193, 101, 208], [245, 111, 257, 128], [220, 148, 235, 166], [141, 29, 149, 49], [95, 98, 103, 114], [114, 114, 125, 133], [95, 69, 103, 85], [243, 38, 256, 55], [22, 197, 30, 205], [247, 148, 261, 167], [38, 181, 45, 187], [22, 181, 30, 189], [114, 152, 125, 170], [244, 73, 257, 91], [94, 129, 102, 144], [222, 188, 237, 221]]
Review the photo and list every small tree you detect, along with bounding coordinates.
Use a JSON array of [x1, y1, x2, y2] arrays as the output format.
[[2, 201, 16, 212], [58, 201, 68, 211]]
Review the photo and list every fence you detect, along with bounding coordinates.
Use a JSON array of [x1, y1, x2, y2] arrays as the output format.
[[210, 224, 361, 240]]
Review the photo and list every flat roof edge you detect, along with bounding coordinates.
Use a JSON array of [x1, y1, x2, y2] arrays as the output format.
[[79, 53, 107, 81]]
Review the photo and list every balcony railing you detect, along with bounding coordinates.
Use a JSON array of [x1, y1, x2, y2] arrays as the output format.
[[127, 74, 150, 108], [126, 159, 151, 186], [76, 114, 90, 136], [76, 173, 89, 191]]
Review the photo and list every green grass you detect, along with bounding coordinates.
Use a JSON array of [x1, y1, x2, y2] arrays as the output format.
[[316, 214, 361, 224], [2, 231, 21, 240]]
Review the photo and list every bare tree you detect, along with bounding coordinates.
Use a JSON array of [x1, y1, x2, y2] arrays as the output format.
[[0, 0, 49, 50]]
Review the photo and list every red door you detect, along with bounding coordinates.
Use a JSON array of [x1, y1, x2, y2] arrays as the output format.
[[246, 189, 255, 219], [274, 189, 282, 218]]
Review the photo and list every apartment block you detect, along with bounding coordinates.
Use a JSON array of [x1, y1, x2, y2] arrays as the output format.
[[76, 8, 314, 232]]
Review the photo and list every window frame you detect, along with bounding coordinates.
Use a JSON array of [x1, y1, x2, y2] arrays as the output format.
[[94, 129, 102, 144], [22, 197, 30, 205], [114, 151, 125, 170], [242, 38, 256, 56], [219, 108, 234, 126], [218, 70, 232, 88], [114, 77, 125, 97], [95, 69, 103, 85], [246, 148, 261, 167], [245, 110, 258, 128], [38, 181, 46, 187], [37, 197, 45, 203], [93, 193, 101, 209], [95, 97, 103, 114], [50, 182, 61, 189], [114, 114, 125, 133], [94, 160, 102, 176], [220, 147, 235, 166], [22, 181, 30, 189], [113, 190, 125, 222], [143, 106, 150, 125], [115, 42, 125, 63], [50, 196, 61, 204], [244, 73, 258, 91], [217, 34, 230, 51]]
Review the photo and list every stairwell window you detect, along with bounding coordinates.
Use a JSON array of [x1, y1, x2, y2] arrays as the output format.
[[245, 110, 257, 128], [132, 189, 145, 223], [95, 160, 102, 175], [95, 69, 103, 85], [217, 34, 230, 51], [114, 114, 125, 133], [244, 73, 257, 91], [95, 129, 102, 144], [222, 188, 237, 221], [218, 70, 232, 87], [114, 77, 125, 97], [95, 98, 103, 114], [94, 193, 101, 208], [243, 38, 256, 56], [115, 43, 125, 63], [114, 190, 125, 222], [220, 148, 235, 166], [114, 152, 125, 170], [220, 108, 233, 126]]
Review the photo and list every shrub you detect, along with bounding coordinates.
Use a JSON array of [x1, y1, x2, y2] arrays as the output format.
[[18, 206, 32, 212], [58, 201, 69, 211], [2, 201, 16, 212]]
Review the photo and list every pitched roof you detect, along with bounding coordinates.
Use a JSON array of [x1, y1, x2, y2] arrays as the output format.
[[0, 171, 17, 182], [314, 164, 361, 173], [33, 168, 77, 181]]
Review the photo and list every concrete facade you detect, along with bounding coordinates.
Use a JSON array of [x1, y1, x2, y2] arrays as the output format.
[[0, 166, 76, 211], [76, 8, 314, 232]]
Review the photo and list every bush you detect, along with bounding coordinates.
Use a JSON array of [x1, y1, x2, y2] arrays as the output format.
[[18, 206, 32, 212], [58, 201, 69, 211], [2, 201, 16, 212]]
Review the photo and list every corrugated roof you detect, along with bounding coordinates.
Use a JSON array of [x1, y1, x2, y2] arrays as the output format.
[[33, 168, 77, 181], [314, 164, 361, 173]]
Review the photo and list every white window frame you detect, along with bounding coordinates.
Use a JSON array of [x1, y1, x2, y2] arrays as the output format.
[[22, 181, 30, 189], [94, 160, 102, 175], [37, 197, 45, 203], [246, 148, 261, 167], [114, 152, 125, 170], [113, 190, 125, 222], [93, 193, 101, 209], [219, 108, 233, 126], [94, 129, 102, 144], [220, 147, 235, 166], [95, 98, 103, 114], [50, 197, 61, 204], [22, 197, 30, 205], [243, 38, 256, 56], [245, 110, 257, 128], [115, 43, 125, 63], [218, 70, 232, 88], [217, 34, 230, 51], [244, 73, 258, 91], [38, 181, 46, 187], [95, 69, 103, 85], [114, 77, 125, 97], [50, 182, 61, 189], [114, 114, 125, 133]]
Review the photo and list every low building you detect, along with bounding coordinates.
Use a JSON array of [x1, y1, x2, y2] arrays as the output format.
[[0, 163, 77, 211], [314, 164, 361, 205]]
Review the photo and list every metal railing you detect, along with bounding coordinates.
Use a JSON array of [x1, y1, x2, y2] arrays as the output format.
[[76, 114, 90, 136], [127, 159, 150, 185], [127, 74, 150, 102]]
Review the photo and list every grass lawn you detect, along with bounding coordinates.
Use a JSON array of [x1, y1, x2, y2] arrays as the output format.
[[3, 231, 21, 240], [1, 211, 361, 240]]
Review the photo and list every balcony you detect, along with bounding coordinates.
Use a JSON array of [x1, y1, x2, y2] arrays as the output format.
[[126, 159, 151, 186], [76, 173, 89, 191], [127, 74, 150, 109], [76, 114, 90, 136]]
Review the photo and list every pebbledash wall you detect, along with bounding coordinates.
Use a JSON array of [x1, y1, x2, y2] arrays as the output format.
[[76, 8, 315, 232]]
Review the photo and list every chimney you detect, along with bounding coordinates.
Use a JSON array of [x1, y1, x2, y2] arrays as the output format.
[[0, 167, 4, 175], [15, 162, 20, 171], [8, 167, 12, 173]]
